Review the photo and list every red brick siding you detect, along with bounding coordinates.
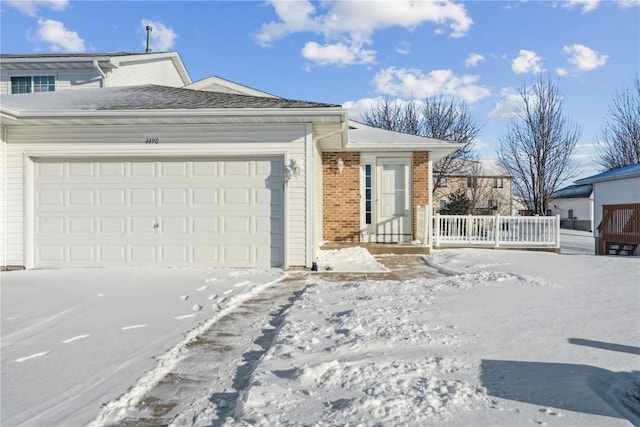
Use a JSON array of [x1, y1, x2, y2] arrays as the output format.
[[323, 152, 361, 242], [412, 152, 430, 240], [322, 151, 430, 242]]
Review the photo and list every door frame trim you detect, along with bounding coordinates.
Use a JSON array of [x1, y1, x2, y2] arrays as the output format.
[[359, 153, 413, 243]]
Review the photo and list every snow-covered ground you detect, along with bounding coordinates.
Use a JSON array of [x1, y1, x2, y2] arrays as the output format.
[[2, 230, 639, 426], [1, 267, 284, 426]]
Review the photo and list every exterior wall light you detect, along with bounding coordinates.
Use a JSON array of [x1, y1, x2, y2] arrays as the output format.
[[337, 157, 344, 173], [288, 159, 301, 178]]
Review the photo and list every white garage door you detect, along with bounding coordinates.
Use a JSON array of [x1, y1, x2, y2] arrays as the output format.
[[33, 157, 285, 268]]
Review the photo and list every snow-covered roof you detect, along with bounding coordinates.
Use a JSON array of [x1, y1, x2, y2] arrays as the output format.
[[0, 85, 340, 113], [575, 163, 640, 184], [345, 120, 461, 161], [551, 183, 593, 199]]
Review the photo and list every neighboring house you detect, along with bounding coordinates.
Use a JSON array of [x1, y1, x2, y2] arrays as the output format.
[[575, 163, 640, 255], [0, 52, 191, 94], [0, 52, 460, 270], [550, 184, 593, 232], [433, 159, 513, 216]]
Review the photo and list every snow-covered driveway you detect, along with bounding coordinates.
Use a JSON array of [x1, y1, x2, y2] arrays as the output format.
[[0, 267, 283, 426]]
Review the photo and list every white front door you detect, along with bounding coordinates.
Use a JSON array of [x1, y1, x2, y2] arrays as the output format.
[[360, 157, 412, 243]]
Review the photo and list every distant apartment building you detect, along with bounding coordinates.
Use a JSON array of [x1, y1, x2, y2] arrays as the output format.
[[434, 160, 513, 216]]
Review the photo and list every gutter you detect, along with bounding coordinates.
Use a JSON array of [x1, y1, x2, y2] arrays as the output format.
[[312, 113, 348, 145]]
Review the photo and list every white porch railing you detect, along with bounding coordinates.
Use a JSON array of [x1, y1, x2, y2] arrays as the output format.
[[416, 205, 432, 247], [432, 214, 561, 249]]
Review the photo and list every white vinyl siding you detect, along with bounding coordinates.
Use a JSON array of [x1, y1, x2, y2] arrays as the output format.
[[3, 123, 309, 268], [1, 57, 185, 94], [110, 58, 185, 88], [592, 177, 640, 232]]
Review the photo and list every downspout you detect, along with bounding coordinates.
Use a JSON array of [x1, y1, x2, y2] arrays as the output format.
[[309, 115, 347, 267], [1, 126, 7, 268], [93, 60, 107, 88]]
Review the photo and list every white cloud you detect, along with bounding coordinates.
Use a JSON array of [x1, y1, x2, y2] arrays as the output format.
[[465, 53, 485, 68], [5, 0, 68, 17], [302, 41, 376, 66], [618, 0, 640, 7], [396, 41, 411, 55], [141, 19, 178, 51], [373, 67, 491, 104], [562, 0, 600, 13], [342, 97, 380, 121], [511, 49, 543, 74], [563, 44, 608, 72], [35, 18, 85, 52], [556, 68, 569, 76], [489, 88, 521, 120], [256, 0, 473, 65]]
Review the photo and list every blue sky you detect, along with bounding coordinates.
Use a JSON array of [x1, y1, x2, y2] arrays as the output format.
[[1, 0, 639, 179]]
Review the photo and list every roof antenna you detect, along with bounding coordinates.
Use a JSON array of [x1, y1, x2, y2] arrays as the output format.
[[145, 25, 152, 53]]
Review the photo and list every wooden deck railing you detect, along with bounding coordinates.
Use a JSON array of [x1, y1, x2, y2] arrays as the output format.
[[597, 203, 640, 253]]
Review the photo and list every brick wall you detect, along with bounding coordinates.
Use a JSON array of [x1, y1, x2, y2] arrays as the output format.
[[323, 152, 361, 242], [322, 151, 430, 242], [412, 151, 430, 239]]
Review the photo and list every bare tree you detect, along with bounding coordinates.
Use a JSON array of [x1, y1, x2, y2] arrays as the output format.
[[363, 94, 481, 193], [595, 77, 640, 171], [497, 74, 580, 216], [423, 95, 480, 190]]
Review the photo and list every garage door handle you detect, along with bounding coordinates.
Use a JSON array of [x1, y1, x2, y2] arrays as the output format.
[[153, 222, 159, 230]]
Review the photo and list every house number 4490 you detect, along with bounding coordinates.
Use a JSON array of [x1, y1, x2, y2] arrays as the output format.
[[145, 138, 159, 144]]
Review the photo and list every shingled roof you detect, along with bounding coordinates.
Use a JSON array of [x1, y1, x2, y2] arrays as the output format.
[[1, 84, 341, 112]]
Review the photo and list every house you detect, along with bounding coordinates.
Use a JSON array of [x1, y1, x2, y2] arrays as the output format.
[[550, 184, 593, 232], [0, 52, 191, 93], [433, 159, 513, 216], [575, 163, 640, 255], [0, 52, 460, 270]]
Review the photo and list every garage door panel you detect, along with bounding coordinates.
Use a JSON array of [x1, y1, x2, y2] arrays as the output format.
[[38, 245, 65, 263], [99, 189, 127, 206], [69, 217, 95, 233], [69, 162, 94, 178], [130, 245, 157, 263], [130, 189, 157, 206], [192, 188, 218, 205], [70, 245, 95, 262], [160, 188, 187, 205], [38, 216, 65, 233], [192, 217, 218, 233], [99, 217, 126, 234], [223, 217, 251, 234], [161, 217, 188, 234], [160, 245, 189, 264], [101, 245, 126, 263], [130, 217, 157, 234], [69, 189, 94, 206], [37, 162, 65, 178], [99, 162, 126, 178], [130, 162, 156, 177], [34, 157, 285, 268], [38, 189, 65, 206], [160, 162, 188, 177]]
